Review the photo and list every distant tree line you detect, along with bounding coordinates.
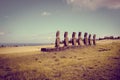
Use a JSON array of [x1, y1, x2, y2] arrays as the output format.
[[0, 45, 18, 48], [99, 36, 120, 40]]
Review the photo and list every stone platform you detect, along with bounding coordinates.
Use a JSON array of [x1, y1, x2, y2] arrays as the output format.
[[41, 46, 83, 52]]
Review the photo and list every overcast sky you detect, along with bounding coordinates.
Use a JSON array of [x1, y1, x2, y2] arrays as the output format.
[[0, 0, 120, 43]]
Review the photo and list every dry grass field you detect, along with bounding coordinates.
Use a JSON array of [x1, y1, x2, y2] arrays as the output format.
[[0, 40, 120, 80]]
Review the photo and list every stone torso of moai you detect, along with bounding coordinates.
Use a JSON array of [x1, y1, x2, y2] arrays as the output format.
[[78, 32, 82, 46], [64, 32, 69, 47], [72, 32, 77, 46], [83, 32, 88, 45], [93, 34, 96, 45], [55, 31, 60, 48], [88, 34, 92, 45]]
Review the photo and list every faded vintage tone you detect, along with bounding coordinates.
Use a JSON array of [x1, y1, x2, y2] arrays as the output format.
[[72, 32, 77, 46], [83, 32, 88, 45], [55, 31, 60, 48], [93, 34, 96, 45], [88, 34, 92, 45], [64, 32, 69, 47]]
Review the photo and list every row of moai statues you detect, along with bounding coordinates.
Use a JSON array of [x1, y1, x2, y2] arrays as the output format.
[[55, 31, 96, 48]]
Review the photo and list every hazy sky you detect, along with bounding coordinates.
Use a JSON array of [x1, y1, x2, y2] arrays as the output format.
[[0, 0, 120, 43]]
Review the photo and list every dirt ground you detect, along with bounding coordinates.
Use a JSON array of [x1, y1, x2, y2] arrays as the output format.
[[0, 40, 120, 80]]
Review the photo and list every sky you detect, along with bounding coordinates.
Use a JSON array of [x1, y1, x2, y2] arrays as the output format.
[[0, 0, 120, 43]]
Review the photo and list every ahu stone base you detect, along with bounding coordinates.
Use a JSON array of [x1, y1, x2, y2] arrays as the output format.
[[41, 46, 82, 52]]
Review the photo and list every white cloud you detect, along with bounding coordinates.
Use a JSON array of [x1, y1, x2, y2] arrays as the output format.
[[41, 12, 51, 16], [0, 32, 5, 35], [65, 0, 120, 10]]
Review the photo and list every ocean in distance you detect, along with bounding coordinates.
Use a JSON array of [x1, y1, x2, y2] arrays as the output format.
[[0, 43, 52, 47]]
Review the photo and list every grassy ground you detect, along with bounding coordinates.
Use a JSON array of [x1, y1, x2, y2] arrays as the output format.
[[0, 40, 120, 80]]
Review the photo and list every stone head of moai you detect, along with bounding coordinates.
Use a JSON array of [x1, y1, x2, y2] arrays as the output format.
[[72, 32, 77, 46], [84, 32, 88, 38], [72, 32, 76, 38], [55, 31, 60, 48], [88, 34, 91, 39], [93, 34, 96, 45], [64, 32, 68, 38], [78, 32, 82, 45], [56, 31, 60, 37], [64, 32, 69, 47], [88, 34, 92, 45], [93, 34, 96, 39], [78, 32, 82, 37], [83, 32, 88, 45]]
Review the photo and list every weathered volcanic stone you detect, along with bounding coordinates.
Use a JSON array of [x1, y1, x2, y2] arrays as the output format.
[[78, 32, 82, 46], [55, 31, 60, 48], [72, 32, 77, 46], [93, 34, 96, 45], [88, 34, 92, 45], [83, 32, 88, 45], [64, 32, 69, 47]]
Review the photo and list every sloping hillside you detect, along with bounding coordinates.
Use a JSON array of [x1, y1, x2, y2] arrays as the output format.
[[0, 40, 120, 80]]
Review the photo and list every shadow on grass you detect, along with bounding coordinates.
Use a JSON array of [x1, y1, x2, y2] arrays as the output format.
[[0, 70, 50, 80]]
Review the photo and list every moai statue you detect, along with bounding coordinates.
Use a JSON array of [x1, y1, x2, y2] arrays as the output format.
[[93, 34, 96, 45], [55, 31, 60, 48], [88, 34, 92, 45], [83, 32, 88, 45], [72, 32, 77, 46], [64, 32, 69, 47], [78, 32, 82, 46]]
